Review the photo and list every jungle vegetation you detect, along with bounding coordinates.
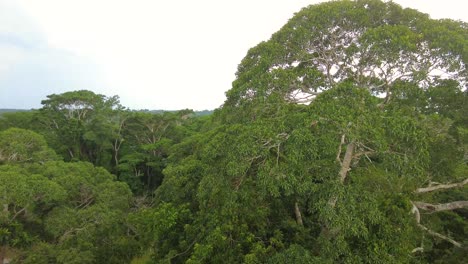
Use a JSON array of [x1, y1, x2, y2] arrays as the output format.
[[1, 0, 467, 263]]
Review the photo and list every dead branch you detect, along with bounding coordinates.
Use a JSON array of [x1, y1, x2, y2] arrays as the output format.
[[294, 202, 304, 226], [336, 134, 345, 165], [411, 202, 421, 224], [328, 141, 356, 208], [418, 224, 462, 248], [75, 195, 94, 209], [413, 201, 468, 212], [59, 227, 86, 243], [9, 207, 26, 222], [339, 142, 355, 184], [411, 201, 463, 248], [415, 178, 468, 193]]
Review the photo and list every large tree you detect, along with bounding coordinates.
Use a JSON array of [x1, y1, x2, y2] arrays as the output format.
[[39, 90, 124, 167], [0, 126, 137, 263], [149, 0, 467, 263], [223, 0, 466, 121], [1, 152, 136, 263]]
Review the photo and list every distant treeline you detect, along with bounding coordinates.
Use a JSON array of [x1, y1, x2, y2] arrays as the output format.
[[142, 109, 213, 116], [0, 108, 213, 116], [0, 109, 31, 115]]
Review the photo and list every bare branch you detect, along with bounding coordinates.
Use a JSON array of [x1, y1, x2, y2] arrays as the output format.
[[418, 224, 462, 248], [328, 141, 356, 208], [9, 207, 26, 222], [413, 201, 468, 212], [339, 142, 355, 184], [170, 240, 197, 260], [336, 134, 346, 165], [59, 227, 86, 243], [411, 247, 424, 253], [415, 178, 468, 193], [411, 202, 462, 248], [411, 202, 421, 224], [294, 201, 304, 226]]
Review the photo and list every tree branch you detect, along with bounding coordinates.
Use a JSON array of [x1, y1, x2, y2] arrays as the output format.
[[336, 134, 345, 165], [415, 178, 468, 193], [75, 195, 94, 209], [339, 142, 355, 184], [9, 207, 26, 222], [413, 201, 468, 212], [328, 141, 355, 208], [411, 202, 421, 224], [170, 240, 197, 260], [59, 227, 86, 243], [294, 201, 304, 226], [418, 224, 462, 248]]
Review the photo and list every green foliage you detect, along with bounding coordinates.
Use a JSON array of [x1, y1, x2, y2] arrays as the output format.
[[266, 244, 325, 264], [146, 1, 466, 263], [148, 87, 432, 263], [34, 90, 126, 170], [0, 0, 466, 263], [117, 110, 198, 193], [0, 111, 35, 131], [0, 128, 58, 164], [129, 202, 192, 263], [1, 159, 136, 263], [223, 0, 467, 123]]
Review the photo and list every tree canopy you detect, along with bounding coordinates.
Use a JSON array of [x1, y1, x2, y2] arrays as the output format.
[[223, 0, 467, 122], [0, 0, 466, 263]]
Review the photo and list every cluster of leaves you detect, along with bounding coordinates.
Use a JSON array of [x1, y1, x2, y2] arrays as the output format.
[[0, 129, 137, 263]]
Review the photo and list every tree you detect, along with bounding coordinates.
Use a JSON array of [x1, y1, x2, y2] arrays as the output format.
[[155, 85, 431, 263], [118, 110, 195, 193], [39, 90, 123, 167], [0, 165, 66, 264], [222, 0, 467, 122], [1, 161, 138, 263], [150, 0, 467, 262], [0, 111, 36, 131], [0, 130, 137, 263], [0, 128, 58, 164]]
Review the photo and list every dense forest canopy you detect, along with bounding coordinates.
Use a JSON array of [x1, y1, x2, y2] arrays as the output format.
[[1, 0, 467, 263]]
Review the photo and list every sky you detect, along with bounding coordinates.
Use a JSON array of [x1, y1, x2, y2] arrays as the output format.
[[0, 0, 467, 110]]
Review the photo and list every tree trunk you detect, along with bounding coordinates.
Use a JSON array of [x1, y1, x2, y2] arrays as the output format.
[[322, 141, 356, 237], [339, 142, 355, 184], [113, 145, 119, 167], [68, 149, 74, 159], [329, 142, 355, 207], [294, 202, 304, 226]]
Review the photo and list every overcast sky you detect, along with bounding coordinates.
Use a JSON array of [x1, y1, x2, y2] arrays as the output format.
[[1, 0, 467, 110]]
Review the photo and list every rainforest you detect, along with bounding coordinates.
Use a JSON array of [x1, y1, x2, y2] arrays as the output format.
[[1, 0, 467, 263]]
